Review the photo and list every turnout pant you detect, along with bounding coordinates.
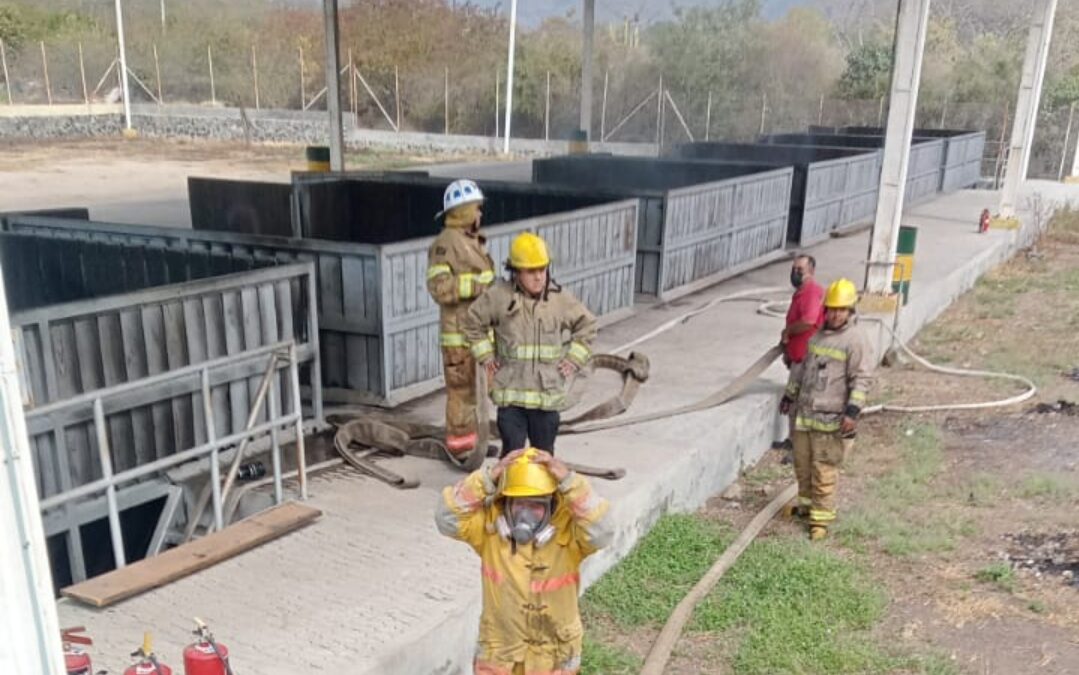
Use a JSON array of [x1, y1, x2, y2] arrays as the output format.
[[442, 346, 478, 456], [792, 430, 849, 527]]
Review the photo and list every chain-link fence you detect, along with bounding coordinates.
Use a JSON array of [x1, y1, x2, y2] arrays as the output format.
[[1, 35, 1076, 179]]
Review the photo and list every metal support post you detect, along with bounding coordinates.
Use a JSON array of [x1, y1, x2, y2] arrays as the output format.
[[999, 0, 1059, 218], [93, 398, 127, 568], [200, 368, 223, 531], [503, 0, 518, 154], [322, 0, 345, 170], [113, 0, 133, 131], [865, 0, 931, 295], [580, 0, 595, 140]]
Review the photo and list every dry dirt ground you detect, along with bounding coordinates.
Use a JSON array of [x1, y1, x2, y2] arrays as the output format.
[[0, 137, 488, 226], [584, 213, 1079, 674], [714, 217, 1079, 673]]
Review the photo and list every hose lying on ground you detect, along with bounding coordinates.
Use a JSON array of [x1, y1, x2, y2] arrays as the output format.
[[637, 297, 1038, 674], [755, 300, 1038, 413], [639, 483, 798, 675]]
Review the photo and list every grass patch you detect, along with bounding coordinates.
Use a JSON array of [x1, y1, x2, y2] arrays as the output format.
[[582, 514, 729, 628], [1028, 599, 1047, 614], [580, 637, 640, 674], [742, 465, 787, 487], [690, 537, 955, 674], [836, 424, 977, 556], [951, 472, 1004, 507], [974, 563, 1016, 593], [1018, 472, 1078, 501]]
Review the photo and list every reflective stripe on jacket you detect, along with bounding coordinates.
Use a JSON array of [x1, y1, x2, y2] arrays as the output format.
[[427, 226, 496, 347], [462, 280, 597, 411], [435, 467, 613, 673], [786, 318, 874, 432]]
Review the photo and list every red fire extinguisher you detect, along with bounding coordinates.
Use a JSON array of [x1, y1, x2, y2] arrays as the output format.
[[61, 626, 93, 675], [184, 618, 233, 675], [123, 633, 173, 675], [979, 208, 991, 233]]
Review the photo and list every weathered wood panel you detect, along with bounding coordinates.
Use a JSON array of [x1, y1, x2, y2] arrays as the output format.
[[378, 200, 639, 398], [660, 168, 792, 296], [11, 263, 318, 500]]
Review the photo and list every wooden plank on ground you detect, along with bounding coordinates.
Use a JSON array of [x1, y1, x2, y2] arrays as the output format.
[[61, 501, 321, 608]]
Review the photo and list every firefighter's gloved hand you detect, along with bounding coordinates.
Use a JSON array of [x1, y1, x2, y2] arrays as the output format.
[[491, 448, 527, 480], [530, 449, 570, 482], [558, 359, 579, 378], [780, 396, 794, 415], [840, 416, 857, 435]]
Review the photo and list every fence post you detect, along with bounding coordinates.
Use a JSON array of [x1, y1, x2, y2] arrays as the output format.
[[394, 64, 401, 132], [40, 42, 52, 105], [1059, 100, 1076, 181], [78, 42, 89, 110], [939, 97, 948, 128], [759, 91, 767, 135], [208, 44, 216, 105], [495, 69, 500, 139], [600, 69, 609, 144], [818, 94, 824, 125], [0, 39, 10, 105], [444, 66, 449, 135], [153, 43, 164, 105], [705, 91, 712, 141], [655, 74, 663, 146], [877, 95, 885, 127], [544, 70, 551, 141], [347, 48, 356, 118], [252, 44, 260, 110], [299, 45, 306, 109]]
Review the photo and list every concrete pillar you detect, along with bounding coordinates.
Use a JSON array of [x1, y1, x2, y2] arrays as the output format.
[[580, 0, 595, 140], [322, 0, 345, 171], [0, 271, 65, 675], [864, 0, 932, 295], [503, 0, 518, 154], [113, 0, 132, 131], [998, 0, 1058, 217]]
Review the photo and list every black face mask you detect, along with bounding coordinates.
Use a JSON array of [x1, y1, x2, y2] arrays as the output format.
[[790, 270, 804, 288]]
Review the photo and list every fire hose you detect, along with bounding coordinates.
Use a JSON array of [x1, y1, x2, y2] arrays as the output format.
[[639, 296, 1038, 675], [327, 288, 793, 489]]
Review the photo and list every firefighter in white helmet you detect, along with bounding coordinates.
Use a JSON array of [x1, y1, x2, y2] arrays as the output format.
[[435, 448, 613, 675], [427, 179, 496, 461], [463, 232, 597, 456], [781, 278, 875, 540]]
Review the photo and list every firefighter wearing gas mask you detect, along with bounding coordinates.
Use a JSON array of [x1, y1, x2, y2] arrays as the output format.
[[435, 448, 614, 675]]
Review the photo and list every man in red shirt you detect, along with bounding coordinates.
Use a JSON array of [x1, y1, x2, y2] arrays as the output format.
[[778, 254, 824, 450]]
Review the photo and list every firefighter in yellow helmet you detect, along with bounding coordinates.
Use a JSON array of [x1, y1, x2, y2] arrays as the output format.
[[435, 448, 613, 675], [780, 278, 875, 540], [463, 232, 597, 457], [427, 179, 496, 461]]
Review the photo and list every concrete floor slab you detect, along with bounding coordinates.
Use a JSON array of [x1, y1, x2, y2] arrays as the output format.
[[53, 182, 1079, 673]]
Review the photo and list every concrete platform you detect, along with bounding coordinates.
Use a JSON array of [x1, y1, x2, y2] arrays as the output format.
[[55, 183, 1078, 673]]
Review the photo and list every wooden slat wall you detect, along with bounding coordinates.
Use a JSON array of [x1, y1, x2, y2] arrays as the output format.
[[12, 263, 317, 500], [378, 200, 639, 398], [1, 217, 379, 397], [660, 169, 792, 297]]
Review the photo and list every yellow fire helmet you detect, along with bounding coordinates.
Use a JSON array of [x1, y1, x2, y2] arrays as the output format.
[[824, 278, 858, 309], [508, 232, 551, 270], [501, 448, 559, 498]]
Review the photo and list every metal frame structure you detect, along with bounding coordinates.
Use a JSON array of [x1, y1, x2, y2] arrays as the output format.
[[29, 341, 308, 583]]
